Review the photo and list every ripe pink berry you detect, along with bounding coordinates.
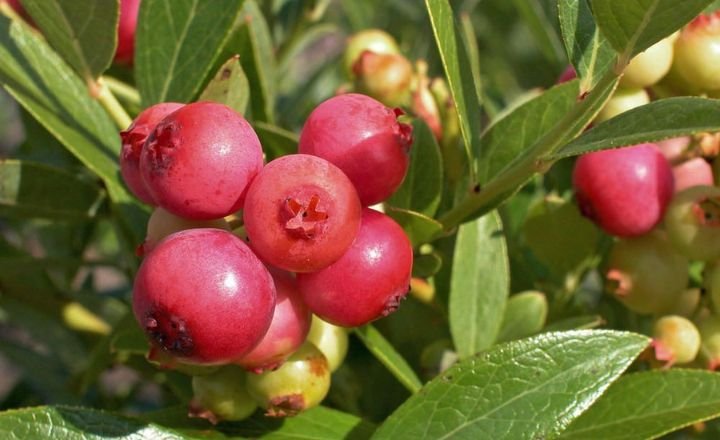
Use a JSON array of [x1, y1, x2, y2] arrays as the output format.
[[242, 154, 362, 273], [120, 102, 184, 204], [297, 208, 413, 327], [236, 269, 311, 373], [140, 102, 263, 220], [115, 0, 140, 65], [132, 229, 276, 364], [672, 158, 714, 193], [298, 93, 413, 206], [572, 144, 674, 237]]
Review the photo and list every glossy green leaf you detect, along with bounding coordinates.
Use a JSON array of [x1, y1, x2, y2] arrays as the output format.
[[0, 160, 104, 219], [523, 200, 599, 275], [372, 330, 650, 440], [136, 0, 244, 106], [496, 291, 548, 343], [477, 80, 578, 184], [0, 15, 146, 244], [385, 207, 443, 248], [387, 119, 443, 217], [232, 0, 276, 123], [353, 325, 423, 394], [199, 55, 249, 116], [560, 369, 720, 439], [0, 406, 186, 439], [552, 97, 720, 159], [425, 0, 482, 177], [449, 211, 508, 357], [254, 121, 298, 161], [21, 0, 117, 81], [558, 0, 616, 89], [590, 0, 712, 57]]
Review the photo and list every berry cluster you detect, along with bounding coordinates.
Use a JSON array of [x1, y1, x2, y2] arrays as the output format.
[[571, 12, 720, 369], [119, 94, 413, 421]]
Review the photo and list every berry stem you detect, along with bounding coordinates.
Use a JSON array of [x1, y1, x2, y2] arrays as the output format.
[[96, 77, 133, 130], [436, 66, 621, 234], [102, 75, 141, 108]]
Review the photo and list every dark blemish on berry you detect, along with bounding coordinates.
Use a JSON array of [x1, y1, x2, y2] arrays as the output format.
[[221, 68, 232, 80], [473, 184, 481, 193], [144, 308, 194, 357]]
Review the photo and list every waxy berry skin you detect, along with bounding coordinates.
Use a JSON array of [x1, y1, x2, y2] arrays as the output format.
[[664, 185, 720, 261], [297, 208, 413, 327], [242, 154, 362, 273], [572, 144, 674, 237], [132, 229, 276, 365], [298, 93, 413, 206], [115, 0, 140, 65], [236, 270, 311, 373], [120, 102, 183, 204], [140, 102, 263, 220]]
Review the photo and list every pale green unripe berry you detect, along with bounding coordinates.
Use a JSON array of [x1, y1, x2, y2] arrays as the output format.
[[664, 186, 720, 261], [306, 315, 348, 372], [190, 366, 257, 424], [620, 36, 674, 88], [671, 13, 720, 94], [344, 29, 400, 78], [144, 207, 230, 253], [697, 315, 720, 369], [246, 342, 330, 417], [652, 315, 701, 365], [595, 88, 650, 123]]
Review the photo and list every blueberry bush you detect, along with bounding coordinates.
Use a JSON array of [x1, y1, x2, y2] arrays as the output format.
[[3, 0, 720, 439]]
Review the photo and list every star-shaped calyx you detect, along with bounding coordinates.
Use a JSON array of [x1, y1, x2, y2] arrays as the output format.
[[284, 195, 328, 239]]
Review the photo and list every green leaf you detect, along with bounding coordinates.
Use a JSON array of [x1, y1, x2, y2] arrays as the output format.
[[372, 330, 650, 440], [496, 291, 548, 343], [232, 0, 276, 123], [590, 0, 712, 57], [254, 121, 298, 162], [560, 369, 720, 439], [136, 0, 244, 106], [523, 199, 599, 275], [0, 159, 104, 220], [558, 0, 616, 89], [0, 406, 186, 439], [21, 0, 118, 80], [425, 0, 483, 178], [387, 119, 443, 217], [449, 211, 509, 357], [551, 97, 720, 159], [385, 207, 443, 248], [352, 325, 423, 394], [476, 80, 578, 184], [199, 55, 249, 116], [0, 14, 146, 244]]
